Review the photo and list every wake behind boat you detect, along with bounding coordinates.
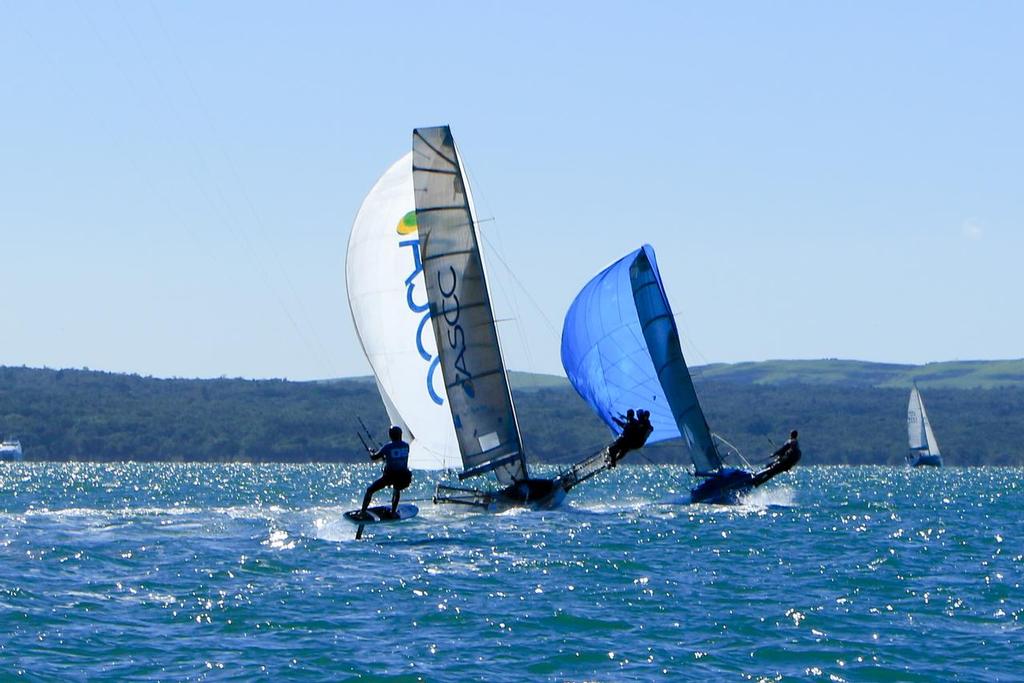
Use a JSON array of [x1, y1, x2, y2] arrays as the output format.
[[907, 384, 943, 467], [561, 245, 800, 504]]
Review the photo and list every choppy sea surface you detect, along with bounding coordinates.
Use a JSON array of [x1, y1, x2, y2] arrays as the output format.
[[0, 463, 1021, 681]]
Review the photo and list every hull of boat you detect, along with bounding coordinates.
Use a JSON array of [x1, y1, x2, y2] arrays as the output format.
[[909, 454, 943, 467], [496, 480, 567, 511], [690, 468, 754, 505], [692, 447, 802, 505], [434, 478, 567, 512]]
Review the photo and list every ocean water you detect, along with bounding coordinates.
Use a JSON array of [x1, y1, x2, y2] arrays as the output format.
[[0, 464, 1021, 681]]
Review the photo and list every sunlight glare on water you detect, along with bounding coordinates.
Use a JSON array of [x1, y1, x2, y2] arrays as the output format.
[[0, 463, 1021, 680]]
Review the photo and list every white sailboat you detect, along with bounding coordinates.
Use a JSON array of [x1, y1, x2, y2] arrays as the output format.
[[0, 438, 23, 461], [907, 384, 942, 467]]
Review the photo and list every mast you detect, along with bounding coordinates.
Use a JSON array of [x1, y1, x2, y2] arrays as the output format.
[[412, 126, 528, 487]]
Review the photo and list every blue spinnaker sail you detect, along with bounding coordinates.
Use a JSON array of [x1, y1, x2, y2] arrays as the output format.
[[560, 245, 723, 475]]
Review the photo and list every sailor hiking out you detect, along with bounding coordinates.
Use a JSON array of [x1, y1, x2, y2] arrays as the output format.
[[359, 426, 413, 516], [608, 408, 654, 467], [750, 429, 802, 487], [772, 430, 801, 470]]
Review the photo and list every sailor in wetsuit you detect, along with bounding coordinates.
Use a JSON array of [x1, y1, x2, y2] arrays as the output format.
[[360, 425, 412, 516], [772, 430, 802, 470], [608, 409, 636, 466], [607, 409, 654, 468]]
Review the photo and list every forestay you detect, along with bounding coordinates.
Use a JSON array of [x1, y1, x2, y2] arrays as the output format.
[[412, 126, 528, 486], [346, 153, 460, 469], [560, 245, 723, 475]]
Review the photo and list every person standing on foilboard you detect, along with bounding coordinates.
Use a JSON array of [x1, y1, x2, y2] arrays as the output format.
[[358, 425, 412, 517]]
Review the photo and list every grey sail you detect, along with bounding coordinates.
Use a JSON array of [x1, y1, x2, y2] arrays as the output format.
[[412, 126, 528, 487], [631, 249, 724, 475]]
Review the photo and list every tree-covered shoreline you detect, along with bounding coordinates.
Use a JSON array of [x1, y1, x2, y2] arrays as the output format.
[[2, 363, 1022, 466]]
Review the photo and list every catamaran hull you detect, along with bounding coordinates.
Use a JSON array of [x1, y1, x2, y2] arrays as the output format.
[[434, 478, 567, 512], [497, 479, 567, 511], [691, 448, 802, 505], [690, 468, 754, 505], [908, 454, 942, 467]]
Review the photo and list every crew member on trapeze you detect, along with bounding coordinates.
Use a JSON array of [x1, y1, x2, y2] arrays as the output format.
[[771, 430, 802, 470], [608, 409, 654, 467], [358, 425, 412, 517], [750, 429, 802, 486]]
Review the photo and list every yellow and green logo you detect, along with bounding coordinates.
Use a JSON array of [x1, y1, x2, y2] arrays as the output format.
[[396, 211, 417, 235]]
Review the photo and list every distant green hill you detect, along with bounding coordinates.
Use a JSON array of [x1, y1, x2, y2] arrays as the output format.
[[321, 359, 1024, 394], [693, 358, 1024, 389], [3, 360, 1023, 466]]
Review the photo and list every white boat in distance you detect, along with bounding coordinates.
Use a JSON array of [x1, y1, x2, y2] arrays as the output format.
[[907, 385, 942, 467], [0, 438, 23, 461]]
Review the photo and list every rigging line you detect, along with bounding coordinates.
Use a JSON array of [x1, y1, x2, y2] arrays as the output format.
[[460, 165, 537, 377], [459, 156, 543, 377], [147, 0, 339, 377], [478, 230, 561, 342], [666, 306, 720, 406], [6, 1, 176, 223], [73, 0, 330, 376], [10, 0, 264, 381], [483, 224, 536, 377]]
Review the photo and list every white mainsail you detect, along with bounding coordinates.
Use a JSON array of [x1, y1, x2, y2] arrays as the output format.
[[907, 385, 941, 457], [412, 126, 529, 487], [346, 153, 460, 469]]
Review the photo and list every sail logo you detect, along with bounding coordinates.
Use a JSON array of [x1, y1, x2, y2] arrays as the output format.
[[396, 211, 445, 406], [437, 264, 475, 398], [396, 211, 418, 236]]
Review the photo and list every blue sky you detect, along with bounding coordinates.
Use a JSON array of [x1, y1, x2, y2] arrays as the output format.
[[1, 1, 1021, 380]]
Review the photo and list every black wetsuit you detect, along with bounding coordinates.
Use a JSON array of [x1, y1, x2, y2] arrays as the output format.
[[608, 415, 638, 463], [361, 440, 412, 512], [751, 437, 801, 486], [772, 438, 802, 469], [608, 416, 653, 467]]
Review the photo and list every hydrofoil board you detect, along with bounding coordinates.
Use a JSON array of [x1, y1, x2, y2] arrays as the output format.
[[344, 504, 418, 525]]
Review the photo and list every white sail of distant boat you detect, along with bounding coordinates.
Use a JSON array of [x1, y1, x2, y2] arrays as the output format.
[[346, 153, 460, 469], [907, 385, 942, 467], [0, 437, 23, 461]]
